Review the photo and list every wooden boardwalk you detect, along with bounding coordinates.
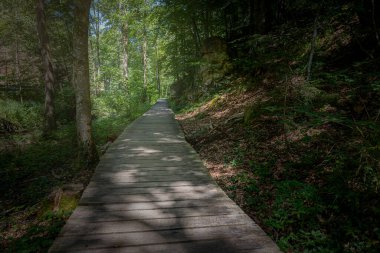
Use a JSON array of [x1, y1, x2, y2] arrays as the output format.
[[49, 99, 281, 253]]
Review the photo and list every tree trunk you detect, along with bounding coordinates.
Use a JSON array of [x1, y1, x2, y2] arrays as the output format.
[[119, 0, 129, 86], [73, 0, 98, 166], [191, 17, 201, 56], [13, 0, 22, 102], [35, 0, 56, 134], [155, 42, 161, 97], [203, 8, 211, 38], [142, 26, 148, 102], [91, 1, 101, 83], [89, 39, 99, 95], [121, 19, 129, 83]]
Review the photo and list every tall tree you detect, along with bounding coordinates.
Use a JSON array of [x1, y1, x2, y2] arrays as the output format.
[[142, 28, 147, 101], [120, 0, 129, 85], [73, 0, 98, 165], [92, 1, 101, 80], [142, 0, 148, 102], [13, 0, 22, 102], [155, 41, 161, 96], [35, 0, 56, 134]]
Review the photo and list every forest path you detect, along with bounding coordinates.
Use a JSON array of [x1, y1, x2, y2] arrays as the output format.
[[48, 99, 281, 253]]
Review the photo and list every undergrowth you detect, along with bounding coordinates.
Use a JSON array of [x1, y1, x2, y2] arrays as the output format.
[[0, 97, 150, 252], [173, 11, 380, 253]]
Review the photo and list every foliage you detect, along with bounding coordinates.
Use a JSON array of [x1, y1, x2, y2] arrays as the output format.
[[0, 99, 42, 130]]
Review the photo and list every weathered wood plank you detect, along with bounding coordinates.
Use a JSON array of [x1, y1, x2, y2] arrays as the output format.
[[106, 148, 196, 154], [50, 225, 271, 251], [96, 162, 205, 170], [75, 199, 234, 212], [93, 167, 208, 175], [97, 158, 204, 165], [102, 152, 198, 158], [83, 184, 219, 195], [90, 171, 208, 180], [48, 99, 281, 253], [87, 180, 214, 189], [61, 214, 259, 235], [50, 240, 278, 253], [69, 206, 245, 222], [80, 190, 226, 204], [90, 174, 211, 183]]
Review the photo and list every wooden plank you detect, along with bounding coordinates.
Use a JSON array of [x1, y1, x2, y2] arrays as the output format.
[[80, 190, 225, 204], [83, 184, 220, 195], [90, 173, 211, 182], [50, 225, 270, 251], [122, 128, 182, 132], [119, 136, 185, 141], [49, 239, 275, 253], [106, 148, 196, 154], [107, 145, 195, 152], [61, 214, 260, 235], [81, 188, 223, 201], [89, 176, 212, 184], [87, 180, 214, 189], [70, 205, 244, 222], [115, 140, 187, 144], [101, 153, 199, 160], [75, 199, 234, 212], [110, 142, 191, 146], [93, 167, 208, 174], [96, 163, 205, 170], [95, 164, 205, 171], [92, 170, 209, 178], [97, 161, 204, 167]]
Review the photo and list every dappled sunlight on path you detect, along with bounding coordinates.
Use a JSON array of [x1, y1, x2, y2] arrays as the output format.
[[48, 99, 280, 253]]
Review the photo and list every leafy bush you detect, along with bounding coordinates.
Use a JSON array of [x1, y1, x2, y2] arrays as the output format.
[[92, 89, 150, 118]]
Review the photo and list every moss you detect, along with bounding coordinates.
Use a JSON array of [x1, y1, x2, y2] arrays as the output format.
[[59, 195, 79, 212], [209, 95, 221, 109]]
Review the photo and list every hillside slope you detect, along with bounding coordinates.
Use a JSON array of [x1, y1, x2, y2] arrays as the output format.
[[173, 14, 380, 253]]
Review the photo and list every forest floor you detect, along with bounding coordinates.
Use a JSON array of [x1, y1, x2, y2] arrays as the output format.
[[0, 108, 148, 252], [175, 87, 271, 231], [174, 72, 380, 252], [173, 13, 380, 252]]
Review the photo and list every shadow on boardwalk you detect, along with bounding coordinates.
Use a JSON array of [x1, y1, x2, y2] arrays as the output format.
[[48, 99, 281, 253]]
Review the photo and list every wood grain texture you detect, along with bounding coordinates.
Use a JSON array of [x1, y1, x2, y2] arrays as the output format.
[[48, 99, 281, 253]]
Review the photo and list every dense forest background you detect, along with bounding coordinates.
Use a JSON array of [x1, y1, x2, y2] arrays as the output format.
[[0, 0, 379, 252]]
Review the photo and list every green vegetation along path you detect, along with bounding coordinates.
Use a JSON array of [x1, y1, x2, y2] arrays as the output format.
[[49, 99, 280, 253]]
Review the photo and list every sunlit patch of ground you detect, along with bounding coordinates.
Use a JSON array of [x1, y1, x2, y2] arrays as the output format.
[[175, 84, 339, 236], [176, 89, 264, 215]]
